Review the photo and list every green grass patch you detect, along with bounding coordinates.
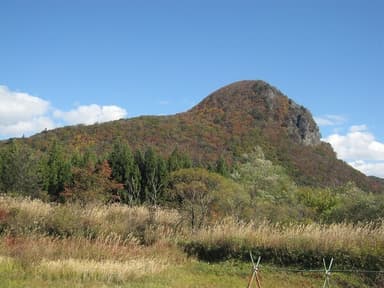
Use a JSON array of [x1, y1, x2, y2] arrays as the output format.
[[0, 258, 377, 288]]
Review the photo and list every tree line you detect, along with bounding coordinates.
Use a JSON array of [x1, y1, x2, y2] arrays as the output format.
[[1, 140, 383, 225], [0, 139, 228, 205]]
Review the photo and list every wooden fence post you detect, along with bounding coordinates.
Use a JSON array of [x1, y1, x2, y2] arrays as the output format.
[[247, 252, 262, 288], [322, 258, 334, 288]]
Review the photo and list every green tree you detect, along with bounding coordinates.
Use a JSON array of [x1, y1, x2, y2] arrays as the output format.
[[231, 146, 304, 222], [108, 140, 141, 204], [296, 186, 337, 219], [324, 182, 384, 223], [143, 148, 168, 205], [167, 148, 192, 172], [43, 142, 72, 201], [214, 156, 229, 177], [233, 146, 297, 203], [0, 141, 43, 197], [71, 149, 96, 169], [167, 168, 247, 229], [134, 149, 146, 202]]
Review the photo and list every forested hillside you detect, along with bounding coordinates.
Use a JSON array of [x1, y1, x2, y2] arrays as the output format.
[[1, 80, 382, 193]]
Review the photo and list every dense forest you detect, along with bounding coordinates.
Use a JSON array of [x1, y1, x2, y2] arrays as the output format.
[[6, 80, 381, 194], [1, 138, 383, 225]]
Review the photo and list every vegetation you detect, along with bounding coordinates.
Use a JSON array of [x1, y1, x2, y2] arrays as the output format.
[[2, 80, 382, 193], [0, 139, 195, 205], [167, 168, 247, 229], [183, 219, 384, 270], [0, 80, 383, 286], [1, 139, 382, 224], [0, 196, 383, 287]]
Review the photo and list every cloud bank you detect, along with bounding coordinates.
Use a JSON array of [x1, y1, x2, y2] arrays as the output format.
[[0, 85, 127, 138], [323, 125, 384, 161], [318, 116, 384, 178], [0, 86, 55, 137], [54, 105, 127, 125]]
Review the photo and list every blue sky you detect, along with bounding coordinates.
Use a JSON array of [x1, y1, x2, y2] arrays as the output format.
[[1, 0, 383, 177]]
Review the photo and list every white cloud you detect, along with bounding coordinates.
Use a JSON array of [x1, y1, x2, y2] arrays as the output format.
[[323, 125, 384, 177], [0, 85, 128, 139], [314, 114, 346, 126], [323, 126, 384, 161], [0, 86, 53, 137], [348, 160, 384, 179], [349, 124, 368, 133], [0, 117, 55, 137], [54, 104, 127, 125]]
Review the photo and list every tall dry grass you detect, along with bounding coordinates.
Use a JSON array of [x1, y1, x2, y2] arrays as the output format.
[[0, 233, 185, 264], [0, 235, 176, 283], [37, 257, 169, 282], [0, 195, 186, 282], [190, 218, 384, 253], [0, 232, 185, 283], [0, 195, 53, 217], [183, 218, 384, 269], [0, 194, 182, 243], [1, 195, 383, 273]]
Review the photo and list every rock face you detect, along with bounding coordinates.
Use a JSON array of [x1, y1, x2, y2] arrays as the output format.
[[286, 102, 321, 146], [191, 80, 321, 146], [260, 81, 321, 146]]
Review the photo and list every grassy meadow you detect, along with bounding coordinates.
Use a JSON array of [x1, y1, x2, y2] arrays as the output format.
[[0, 196, 383, 287]]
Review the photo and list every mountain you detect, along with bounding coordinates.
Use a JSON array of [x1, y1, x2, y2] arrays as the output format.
[[10, 80, 383, 192]]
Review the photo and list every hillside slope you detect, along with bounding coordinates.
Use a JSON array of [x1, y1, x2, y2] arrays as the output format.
[[10, 80, 383, 192]]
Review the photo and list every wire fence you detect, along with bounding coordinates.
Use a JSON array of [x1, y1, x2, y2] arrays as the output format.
[[247, 252, 384, 288]]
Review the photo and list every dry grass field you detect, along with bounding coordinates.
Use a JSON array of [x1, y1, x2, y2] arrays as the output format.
[[0, 196, 382, 287]]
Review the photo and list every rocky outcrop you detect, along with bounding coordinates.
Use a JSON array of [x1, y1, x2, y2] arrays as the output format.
[[286, 102, 321, 146], [191, 80, 321, 146]]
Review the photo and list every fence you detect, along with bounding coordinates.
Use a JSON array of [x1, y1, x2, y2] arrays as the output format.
[[247, 252, 384, 288]]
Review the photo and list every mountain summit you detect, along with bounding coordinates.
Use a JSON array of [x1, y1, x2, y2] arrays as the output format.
[[13, 80, 383, 192], [190, 80, 321, 146]]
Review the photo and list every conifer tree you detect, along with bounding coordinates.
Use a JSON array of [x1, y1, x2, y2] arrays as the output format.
[[215, 156, 229, 177], [0, 141, 42, 197], [143, 148, 167, 205], [168, 147, 192, 172], [108, 140, 141, 204], [44, 142, 72, 201]]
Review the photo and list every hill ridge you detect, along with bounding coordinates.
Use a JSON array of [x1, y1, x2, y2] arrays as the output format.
[[5, 80, 383, 192], [189, 80, 321, 146]]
